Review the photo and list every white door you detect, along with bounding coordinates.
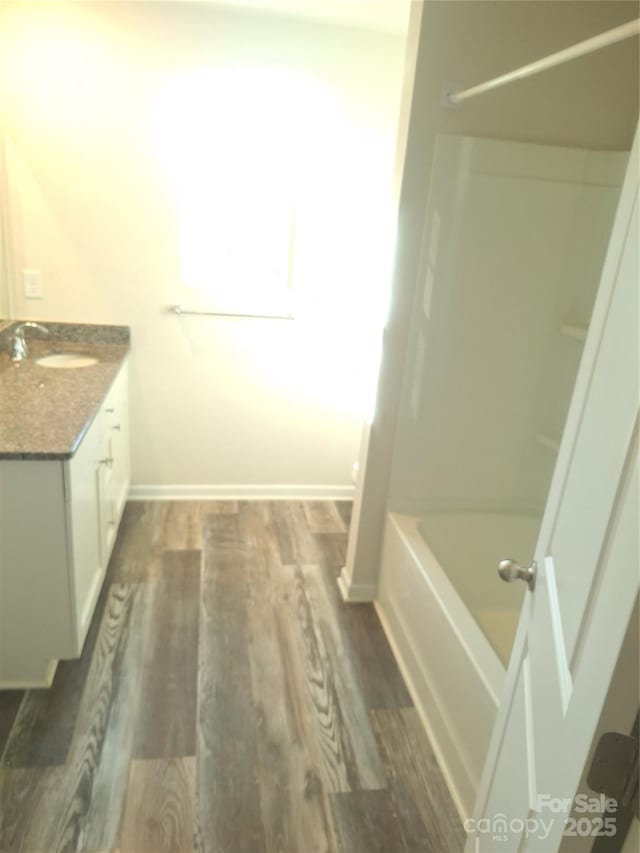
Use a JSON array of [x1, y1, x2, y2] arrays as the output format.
[[465, 127, 639, 853]]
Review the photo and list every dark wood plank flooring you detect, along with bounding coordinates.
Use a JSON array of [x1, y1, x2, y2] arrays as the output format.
[[0, 500, 464, 852]]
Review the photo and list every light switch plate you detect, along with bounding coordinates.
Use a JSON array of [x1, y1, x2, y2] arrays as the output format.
[[23, 270, 44, 300]]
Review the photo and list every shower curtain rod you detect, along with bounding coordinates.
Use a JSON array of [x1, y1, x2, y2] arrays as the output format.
[[446, 18, 640, 106]]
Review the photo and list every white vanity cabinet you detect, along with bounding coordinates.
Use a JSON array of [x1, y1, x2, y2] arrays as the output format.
[[0, 358, 130, 688]]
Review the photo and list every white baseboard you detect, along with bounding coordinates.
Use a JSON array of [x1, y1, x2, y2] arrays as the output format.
[[337, 567, 378, 602], [128, 484, 355, 501]]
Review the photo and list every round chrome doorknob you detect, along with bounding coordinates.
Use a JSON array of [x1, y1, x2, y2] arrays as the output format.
[[498, 559, 537, 591]]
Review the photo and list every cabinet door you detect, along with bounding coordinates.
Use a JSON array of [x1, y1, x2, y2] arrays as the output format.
[[102, 360, 130, 560], [65, 414, 104, 650]]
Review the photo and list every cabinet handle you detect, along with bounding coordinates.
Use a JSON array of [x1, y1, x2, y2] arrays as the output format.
[[98, 457, 114, 466], [105, 407, 115, 414], [112, 424, 121, 431]]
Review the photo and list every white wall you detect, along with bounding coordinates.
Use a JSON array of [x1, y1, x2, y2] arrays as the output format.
[[0, 1, 407, 494], [0, 124, 12, 320], [344, 0, 639, 593]]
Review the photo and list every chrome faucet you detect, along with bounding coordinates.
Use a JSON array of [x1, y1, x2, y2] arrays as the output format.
[[9, 322, 50, 362]]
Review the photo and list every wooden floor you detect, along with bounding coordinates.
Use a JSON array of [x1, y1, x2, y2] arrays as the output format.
[[0, 500, 464, 853]]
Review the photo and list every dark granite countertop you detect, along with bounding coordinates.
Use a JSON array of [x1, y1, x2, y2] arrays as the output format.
[[0, 322, 130, 460]]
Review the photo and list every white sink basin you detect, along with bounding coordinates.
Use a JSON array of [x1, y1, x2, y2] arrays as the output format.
[[36, 353, 98, 369]]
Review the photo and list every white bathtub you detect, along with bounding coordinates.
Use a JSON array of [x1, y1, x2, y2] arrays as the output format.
[[376, 511, 540, 820]]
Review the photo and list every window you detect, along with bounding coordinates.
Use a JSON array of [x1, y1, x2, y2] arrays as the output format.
[[153, 67, 312, 318]]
